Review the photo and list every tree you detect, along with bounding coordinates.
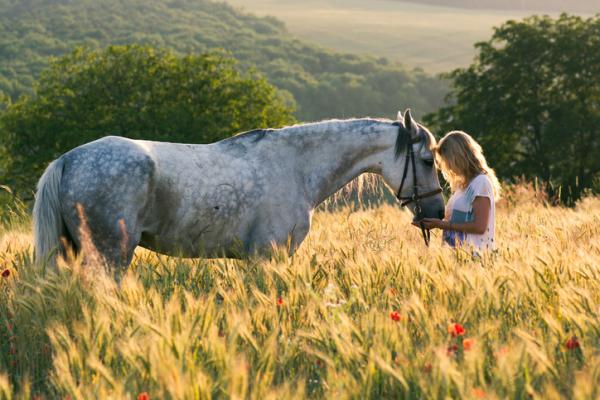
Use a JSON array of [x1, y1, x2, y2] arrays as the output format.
[[425, 14, 600, 202], [0, 45, 296, 197]]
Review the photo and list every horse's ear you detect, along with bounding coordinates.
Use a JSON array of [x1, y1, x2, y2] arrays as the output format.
[[397, 111, 404, 122], [403, 109, 416, 134]]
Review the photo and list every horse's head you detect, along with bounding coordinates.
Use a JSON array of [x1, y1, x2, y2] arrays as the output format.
[[382, 109, 445, 221]]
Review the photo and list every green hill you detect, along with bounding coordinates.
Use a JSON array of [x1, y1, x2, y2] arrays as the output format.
[[0, 0, 447, 121]]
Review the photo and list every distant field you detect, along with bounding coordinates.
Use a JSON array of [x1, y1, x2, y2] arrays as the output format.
[[225, 0, 562, 73], [396, 0, 599, 13]]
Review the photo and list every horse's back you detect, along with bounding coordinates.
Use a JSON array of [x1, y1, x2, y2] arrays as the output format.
[[59, 136, 155, 200]]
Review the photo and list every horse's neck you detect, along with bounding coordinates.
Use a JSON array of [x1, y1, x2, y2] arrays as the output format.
[[282, 120, 395, 207]]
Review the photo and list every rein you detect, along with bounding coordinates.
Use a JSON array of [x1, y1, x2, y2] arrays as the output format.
[[393, 122, 443, 246]]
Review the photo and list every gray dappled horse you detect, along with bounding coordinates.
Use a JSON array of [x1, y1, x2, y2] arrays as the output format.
[[33, 110, 445, 271]]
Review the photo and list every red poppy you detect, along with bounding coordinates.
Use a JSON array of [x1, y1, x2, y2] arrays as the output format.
[[277, 297, 283, 306], [472, 388, 486, 398], [463, 338, 474, 351], [565, 336, 580, 350], [1, 269, 9, 278], [447, 323, 465, 337], [390, 311, 401, 322], [137, 393, 150, 400]]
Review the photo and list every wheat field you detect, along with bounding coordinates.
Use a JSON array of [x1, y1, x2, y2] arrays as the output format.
[[0, 186, 599, 399]]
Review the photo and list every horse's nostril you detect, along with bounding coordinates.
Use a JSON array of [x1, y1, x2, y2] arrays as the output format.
[[438, 210, 445, 219]]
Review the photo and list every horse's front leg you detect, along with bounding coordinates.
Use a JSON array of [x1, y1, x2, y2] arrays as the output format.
[[247, 209, 312, 257]]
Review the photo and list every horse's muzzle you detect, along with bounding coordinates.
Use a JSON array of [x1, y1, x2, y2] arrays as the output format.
[[410, 194, 445, 222]]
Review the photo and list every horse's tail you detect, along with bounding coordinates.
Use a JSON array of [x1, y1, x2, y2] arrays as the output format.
[[33, 158, 66, 265]]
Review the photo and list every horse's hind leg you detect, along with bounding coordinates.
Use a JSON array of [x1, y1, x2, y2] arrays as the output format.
[[92, 217, 141, 281], [63, 206, 142, 280]]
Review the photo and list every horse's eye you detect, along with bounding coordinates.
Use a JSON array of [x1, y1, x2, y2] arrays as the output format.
[[423, 159, 434, 167]]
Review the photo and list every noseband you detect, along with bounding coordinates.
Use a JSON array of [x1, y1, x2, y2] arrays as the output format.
[[393, 122, 443, 246]]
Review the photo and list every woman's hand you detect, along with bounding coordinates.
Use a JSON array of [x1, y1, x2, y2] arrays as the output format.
[[412, 197, 490, 234], [411, 218, 448, 230]]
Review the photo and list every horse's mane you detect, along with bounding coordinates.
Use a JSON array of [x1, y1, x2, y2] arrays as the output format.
[[232, 118, 399, 142]]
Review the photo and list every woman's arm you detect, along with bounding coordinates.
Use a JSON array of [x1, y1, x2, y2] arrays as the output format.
[[413, 196, 491, 235]]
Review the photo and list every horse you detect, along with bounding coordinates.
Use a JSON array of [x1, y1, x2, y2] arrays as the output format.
[[33, 109, 445, 272]]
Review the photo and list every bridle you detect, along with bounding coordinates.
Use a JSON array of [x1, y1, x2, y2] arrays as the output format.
[[392, 122, 443, 246]]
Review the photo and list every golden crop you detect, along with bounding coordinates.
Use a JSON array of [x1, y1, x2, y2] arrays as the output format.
[[0, 187, 599, 399]]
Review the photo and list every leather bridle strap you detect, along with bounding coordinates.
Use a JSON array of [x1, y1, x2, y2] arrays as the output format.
[[399, 189, 444, 207], [393, 123, 443, 247], [395, 136, 413, 201]]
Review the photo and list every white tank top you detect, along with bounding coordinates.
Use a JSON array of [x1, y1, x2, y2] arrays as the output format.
[[442, 174, 496, 250]]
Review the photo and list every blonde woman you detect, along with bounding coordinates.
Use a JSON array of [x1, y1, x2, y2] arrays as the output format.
[[412, 131, 501, 249]]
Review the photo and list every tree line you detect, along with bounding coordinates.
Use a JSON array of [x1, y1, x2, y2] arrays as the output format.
[[424, 14, 600, 203]]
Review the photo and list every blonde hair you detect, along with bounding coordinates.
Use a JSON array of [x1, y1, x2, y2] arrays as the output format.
[[435, 131, 501, 200]]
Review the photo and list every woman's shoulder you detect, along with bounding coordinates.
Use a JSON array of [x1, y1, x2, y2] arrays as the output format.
[[470, 173, 492, 186], [469, 173, 494, 197]]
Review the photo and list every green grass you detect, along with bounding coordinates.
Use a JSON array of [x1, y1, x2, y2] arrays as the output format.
[[1, 185, 600, 398], [225, 0, 564, 73]]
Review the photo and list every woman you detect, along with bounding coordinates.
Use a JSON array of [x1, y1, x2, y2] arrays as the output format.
[[413, 131, 501, 250]]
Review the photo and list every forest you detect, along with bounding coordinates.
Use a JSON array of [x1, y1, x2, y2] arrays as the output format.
[[0, 0, 447, 121]]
